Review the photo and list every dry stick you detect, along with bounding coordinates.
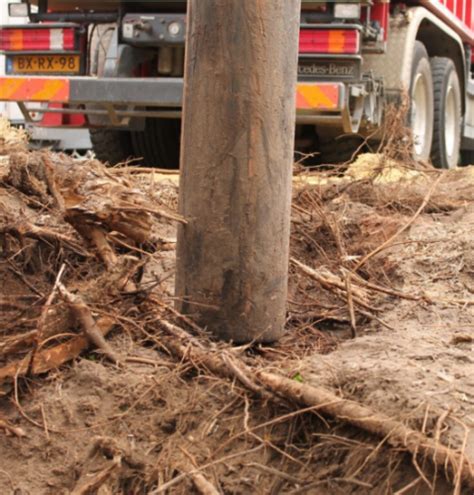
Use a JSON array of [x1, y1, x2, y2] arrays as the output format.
[[356, 308, 395, 331], [0, 468, 15, 492], [6, 262, 45, 298], [344, 269, 421, 302], [58, 284, 120, 364], [120, 202, 187, 224], [110, 165, 179, 174], [291, 258, 370, 302], [88, 226, 118, 269], [394, 476, 422, 495], [13, 366, 61, 433], [184, 469, 220, 495], [353, 172, 445, 273], [291, 258, 376, 312], [221, 353, 272, 400], [28, 263, 66, 375], [40, 404, 50, 442], [0, 317, 115, 382], [157, 320, 474, 490], [0, 419, 26, 437], [0, 330, 38, 357], [71, 457, 121, 495], [149, 445, 264, 495], [346, 265, 474, 307], [245, 462, 303, 484], [3, 222, 89, 256], [289, 476, 374, 494], [41, 152, 66, 210], [345, 272, 357, 338]]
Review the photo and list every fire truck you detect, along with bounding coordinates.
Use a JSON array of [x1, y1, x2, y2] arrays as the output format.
[[1, 0, 474, 168], [0, 0, 91, 150]]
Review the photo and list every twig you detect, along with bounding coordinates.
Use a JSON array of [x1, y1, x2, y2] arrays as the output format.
[[41, 152, 66, 210], [394, 476, 422, 494], [245, 462, 303, 484], [343, 268, 422, 302], [28, 263, 66, 375], [40, 404, 50, 442], [120, 202, 187, 224], [88, 226, 118, 269], [184, 469, 220, 495], [149, 446, 263, 494], [0, 317, 115, 382], [345, 272, 357, 338], [13, 366, 58, 432], [291, 258, 377, 312], [289, 477, 373, 494], [7, 261, 45, 297], [3, 221, 88, 256], [221, 353, 272, 399], [71, 457, 121, 495], [58, 284, 120, 364], [353, 172, 445, 272], [0, 419, 26, 437]]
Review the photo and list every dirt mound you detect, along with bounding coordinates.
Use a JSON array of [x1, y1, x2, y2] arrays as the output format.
[[0, 122, 473, 494]]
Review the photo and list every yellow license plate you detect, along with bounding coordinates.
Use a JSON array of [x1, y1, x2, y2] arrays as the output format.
[[11, 55, 81, 74]]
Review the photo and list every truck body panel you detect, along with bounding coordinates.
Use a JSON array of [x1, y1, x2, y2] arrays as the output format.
[[2, 0, 474, 166], [418, 0, 474, 44], [0, 0, 91, 150]]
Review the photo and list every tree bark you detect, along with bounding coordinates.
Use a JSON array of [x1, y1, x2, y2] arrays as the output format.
[[175, 0, 301, 343]]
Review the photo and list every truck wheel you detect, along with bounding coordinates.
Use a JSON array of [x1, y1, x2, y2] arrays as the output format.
[[430, 57, 461, 169], [89, 129, 134, 165], [460, 149, 474, 166], [409, 42, 434, 162], [88, 26, 135, 165], [131, 118, 181, 169]]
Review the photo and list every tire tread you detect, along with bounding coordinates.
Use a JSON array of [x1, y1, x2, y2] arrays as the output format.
[[429, 57, 461, 169]]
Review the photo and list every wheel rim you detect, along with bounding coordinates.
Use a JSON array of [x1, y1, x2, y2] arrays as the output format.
[[444, 82, 457, 163], [411, 73, 429, 157]]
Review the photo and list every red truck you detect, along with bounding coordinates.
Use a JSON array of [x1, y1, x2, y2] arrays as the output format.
[[1, 0, 474, 169]]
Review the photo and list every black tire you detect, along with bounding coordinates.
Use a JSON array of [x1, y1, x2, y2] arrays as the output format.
[[87, 25, 181, 168], [89, 128, 134, 165], [430, 57, 462, 169], [409, 41, 434, 162], [460, 149, 474, 166], [131, 118, 181, 168], [88, 26, 135, 165]]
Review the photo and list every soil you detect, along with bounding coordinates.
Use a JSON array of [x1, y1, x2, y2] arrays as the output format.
[[0, 121, 473, 494]]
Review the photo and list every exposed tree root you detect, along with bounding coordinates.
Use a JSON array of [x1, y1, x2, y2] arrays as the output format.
[[156, 319, 474, 491], [0, 317, 115, 381], [0, 418, 26, 437]]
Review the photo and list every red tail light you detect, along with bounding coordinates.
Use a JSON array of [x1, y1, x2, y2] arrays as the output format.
[[299, 29, 360, 54], [0, 27, 76, 52]]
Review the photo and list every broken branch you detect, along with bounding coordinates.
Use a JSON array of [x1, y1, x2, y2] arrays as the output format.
[[58, 284, 120, 364]]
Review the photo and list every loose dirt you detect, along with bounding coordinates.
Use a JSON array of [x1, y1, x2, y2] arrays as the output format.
[[0, 120, 473, 494]]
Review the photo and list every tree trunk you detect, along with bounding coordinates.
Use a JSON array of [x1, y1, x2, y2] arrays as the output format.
[[175, 0, 301, 343]]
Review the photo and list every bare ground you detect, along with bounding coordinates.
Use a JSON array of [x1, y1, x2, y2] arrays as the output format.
[[0, 120, 473, 494]]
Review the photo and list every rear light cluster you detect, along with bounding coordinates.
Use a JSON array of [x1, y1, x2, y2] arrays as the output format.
[[299, 29, 360, 55], [0, 27, 76, 52]]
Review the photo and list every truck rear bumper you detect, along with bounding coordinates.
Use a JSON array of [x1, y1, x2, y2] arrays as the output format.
[[0, 76, 365, 133]]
